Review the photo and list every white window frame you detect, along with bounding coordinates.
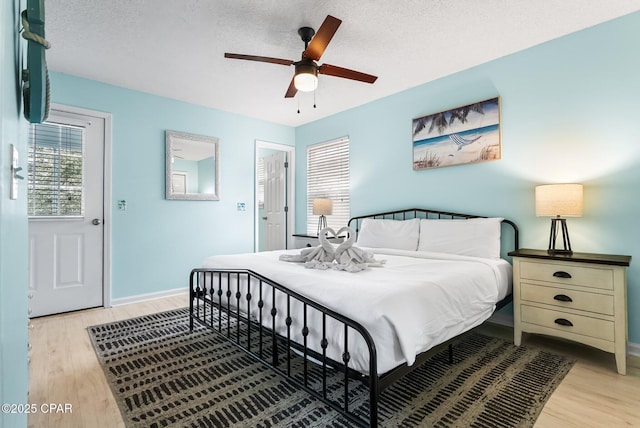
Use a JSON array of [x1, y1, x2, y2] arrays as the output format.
[[306, 136, 350, 235]]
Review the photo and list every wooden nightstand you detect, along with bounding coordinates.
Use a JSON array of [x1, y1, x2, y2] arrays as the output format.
[[508, 249, 631, 375]]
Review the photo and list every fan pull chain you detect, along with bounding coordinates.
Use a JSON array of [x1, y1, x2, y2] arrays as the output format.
[[296, 92, 317, 114]]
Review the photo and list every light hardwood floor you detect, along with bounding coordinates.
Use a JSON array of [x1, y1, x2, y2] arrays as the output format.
[[28, 294, 640, 427]]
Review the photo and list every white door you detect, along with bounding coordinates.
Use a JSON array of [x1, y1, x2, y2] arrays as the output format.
[[28, 109, 105, 317], [171, 172, 187, 194], [264, 151, 286, 251]]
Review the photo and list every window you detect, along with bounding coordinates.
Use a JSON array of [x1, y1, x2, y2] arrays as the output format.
[[28, 122, 84, 217], [306, 137, 350, 234]]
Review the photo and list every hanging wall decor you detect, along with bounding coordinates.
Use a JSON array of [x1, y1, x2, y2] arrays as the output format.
[[21, 0, 51, 124], [412, 97, 501, 170]]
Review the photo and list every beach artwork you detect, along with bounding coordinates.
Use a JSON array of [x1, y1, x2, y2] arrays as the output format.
[[412, 97, 501, 170]]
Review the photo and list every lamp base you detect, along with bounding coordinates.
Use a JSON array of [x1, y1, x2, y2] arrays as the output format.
[[547, 217, 573, 255], [316, 215, 327, 237]]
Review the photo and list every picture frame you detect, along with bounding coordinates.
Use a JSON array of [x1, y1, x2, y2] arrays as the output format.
[[412, 97, 501, 170]]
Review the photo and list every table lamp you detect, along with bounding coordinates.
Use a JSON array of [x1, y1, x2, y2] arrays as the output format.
[[535, 184, 583, 254], [312, 198, 333, 236]]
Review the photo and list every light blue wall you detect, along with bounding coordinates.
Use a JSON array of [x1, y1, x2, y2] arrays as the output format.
[[295, 12, 640, 343], [0, 1, 29, 427], [50, 72, 295, 299]]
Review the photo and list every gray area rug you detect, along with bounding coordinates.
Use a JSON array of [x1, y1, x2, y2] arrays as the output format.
[[88, 307, 574, 427]]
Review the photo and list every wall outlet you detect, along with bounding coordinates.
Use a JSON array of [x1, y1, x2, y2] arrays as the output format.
[[118, 200, 127, 211], [237, 202, 246, 211]]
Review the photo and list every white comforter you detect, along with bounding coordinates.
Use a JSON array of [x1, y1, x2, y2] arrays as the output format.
[[201, 248, 511, 375]]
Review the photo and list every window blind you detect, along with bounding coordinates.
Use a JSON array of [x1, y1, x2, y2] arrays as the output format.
[[306, 137, 350, 234], [28, 122, 84, 217]]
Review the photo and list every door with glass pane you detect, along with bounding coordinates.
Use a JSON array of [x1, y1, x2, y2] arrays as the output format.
[[28, 109, 105, 317]]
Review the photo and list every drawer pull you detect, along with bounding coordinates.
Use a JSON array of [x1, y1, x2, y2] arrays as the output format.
[[554, 318, 574, 327], [553, 294, 573, 302], [553, 271, 572, 279]]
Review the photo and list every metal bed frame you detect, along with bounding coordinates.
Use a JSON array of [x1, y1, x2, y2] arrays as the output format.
[[190, 208, 519, 427]]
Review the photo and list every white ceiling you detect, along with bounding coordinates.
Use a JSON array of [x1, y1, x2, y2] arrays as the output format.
[[45, 1, 640, 127]]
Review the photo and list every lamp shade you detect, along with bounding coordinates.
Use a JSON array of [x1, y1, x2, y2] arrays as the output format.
[[312, 198, 333, 216], [535, 184, 583, 217]]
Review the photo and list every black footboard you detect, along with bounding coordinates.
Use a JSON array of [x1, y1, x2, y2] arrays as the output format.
[[189, 268, 380, 427]]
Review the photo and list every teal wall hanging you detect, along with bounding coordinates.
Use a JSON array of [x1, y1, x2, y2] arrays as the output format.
[[21, 0, 50, 123]]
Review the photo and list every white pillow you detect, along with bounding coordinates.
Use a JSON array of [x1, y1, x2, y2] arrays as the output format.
[[356, 218, 420, 250], [417, 218, 503, 259]]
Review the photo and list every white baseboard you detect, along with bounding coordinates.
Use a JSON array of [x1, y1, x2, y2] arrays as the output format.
[[486, 312, 640, 357], [110, 287, 188, 307], [628, 341, 640, 357]]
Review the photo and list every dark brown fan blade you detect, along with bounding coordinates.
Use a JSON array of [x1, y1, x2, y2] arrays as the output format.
[[224, 53, 294, 66], [284, 77, 298, 98], [303, 15, 342, 61], [319, 63, 378, 84]]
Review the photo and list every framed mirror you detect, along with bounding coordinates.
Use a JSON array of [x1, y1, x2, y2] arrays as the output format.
[[165, 130, 219, 200]]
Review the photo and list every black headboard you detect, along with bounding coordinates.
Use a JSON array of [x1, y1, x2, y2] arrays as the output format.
[[347, 208, 519, 252]]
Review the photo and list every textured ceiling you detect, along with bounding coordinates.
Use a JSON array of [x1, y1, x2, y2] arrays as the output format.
[[45, 1, 640, 127]]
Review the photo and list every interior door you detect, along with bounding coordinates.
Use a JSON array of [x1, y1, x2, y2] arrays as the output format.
[[264, 151, 287, 251], [28, 109, 105, 317], [171, 172, 187, 194]]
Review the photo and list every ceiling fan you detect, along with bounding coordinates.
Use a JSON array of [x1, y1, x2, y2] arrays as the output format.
[[224, 15, 378, 98]]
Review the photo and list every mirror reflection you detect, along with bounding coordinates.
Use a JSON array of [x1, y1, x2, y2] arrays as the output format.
[[165, 130, 219, 200]]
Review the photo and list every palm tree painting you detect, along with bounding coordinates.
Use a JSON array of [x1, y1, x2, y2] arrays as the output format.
[[412, 97, 501, 170]]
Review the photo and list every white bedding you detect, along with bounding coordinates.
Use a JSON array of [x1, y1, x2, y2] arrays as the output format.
[[201, 247, 511, 375]]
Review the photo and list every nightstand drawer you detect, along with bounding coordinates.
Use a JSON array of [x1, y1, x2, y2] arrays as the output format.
[[520, 283, 614, 315], [520, 261, 613, 290], [293, 236, 318, 248], [521, 305, 614, 342]]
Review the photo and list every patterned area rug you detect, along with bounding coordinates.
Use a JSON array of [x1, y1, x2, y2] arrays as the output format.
[[88, 308, 574, 427]]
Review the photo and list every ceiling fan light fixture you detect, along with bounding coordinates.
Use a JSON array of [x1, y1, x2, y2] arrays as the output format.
[[224, 15, 377, 100], [294, 62, 318, 92]]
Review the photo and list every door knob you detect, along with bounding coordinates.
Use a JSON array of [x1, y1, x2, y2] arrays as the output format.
[[262, 216, 268, 220], [92, 218, 102, 225]]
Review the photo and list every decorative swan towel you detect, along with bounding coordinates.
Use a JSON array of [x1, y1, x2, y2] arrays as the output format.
[[279, 227, 385, 272], [278, 229, 336, 264]]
